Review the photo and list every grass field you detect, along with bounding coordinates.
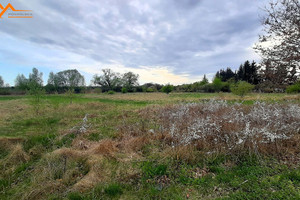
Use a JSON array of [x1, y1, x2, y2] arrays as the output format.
[[0, 92, 300, 200]]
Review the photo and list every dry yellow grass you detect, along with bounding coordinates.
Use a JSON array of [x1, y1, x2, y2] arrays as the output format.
[[85, 92, 169, 102], [85, 92, 300, 104], [0, 100, 29, 126], [3, 144, 30, 171]]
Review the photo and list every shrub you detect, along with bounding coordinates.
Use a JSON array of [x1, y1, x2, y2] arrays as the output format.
[[230, 81, 254, 97], [121, 87, 128, 93], [146, 88, 154, 93], [130, 100, 300, 158], [286, 82, 300, 93], [107, 90, 115, 95], [68, 192, 83, 200], [161, 84, 174, 94]]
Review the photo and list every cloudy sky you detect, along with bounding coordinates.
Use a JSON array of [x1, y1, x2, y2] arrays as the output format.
[[0, 0, 268, 86]]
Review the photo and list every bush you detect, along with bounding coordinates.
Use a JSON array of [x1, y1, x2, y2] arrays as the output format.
[[230, 81, 254, 97], [286, 82, 300, 93], [161, 84, 174, 94], [107, 90, 115, 95], [201, 83, 215, 93], [121, 87, 128, 93], [146, 88, 154, 93], [68, 192, 83, 200]]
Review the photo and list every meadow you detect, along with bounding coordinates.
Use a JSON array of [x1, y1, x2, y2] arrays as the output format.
[[0, 92, 300, 200]]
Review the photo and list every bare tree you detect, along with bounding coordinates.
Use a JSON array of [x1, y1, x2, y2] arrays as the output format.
[[255, 0, 300, 86]]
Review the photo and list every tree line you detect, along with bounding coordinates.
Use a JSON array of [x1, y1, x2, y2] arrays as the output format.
[[0, 59, 298, 96]]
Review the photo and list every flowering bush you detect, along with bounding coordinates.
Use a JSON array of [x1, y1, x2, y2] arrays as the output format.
[[122, 99, 300, 157]]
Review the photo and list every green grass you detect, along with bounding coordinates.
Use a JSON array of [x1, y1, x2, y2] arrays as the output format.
[[0, 96, 25, 101]]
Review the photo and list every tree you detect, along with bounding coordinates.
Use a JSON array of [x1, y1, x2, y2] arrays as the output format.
[[212, 77, 222, 92], [92, 69, 121, 91], [230, 81, 255, 97], [161, 84, 174, 94], [216, 68, 235, 82], [55, 69, 85, 88], [47, 72, 57, 86], [249, 61, 260, 85], [122, 72, 139, 92], [0, 76, 4, 87], [236, 61, 259, 85], [15, 74, 29, 90], [46, 72, 59, 93], [255, 0, 300, 86], [29, 68, 43, 87], [28, 82, 45, 114], [200, 75, 209, 85]]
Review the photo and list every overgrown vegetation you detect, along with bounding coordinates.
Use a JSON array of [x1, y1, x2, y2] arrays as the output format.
[[0, 93, 299, 199]]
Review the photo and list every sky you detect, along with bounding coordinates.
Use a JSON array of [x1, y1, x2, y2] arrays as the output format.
[[0, 0, 269, 86]]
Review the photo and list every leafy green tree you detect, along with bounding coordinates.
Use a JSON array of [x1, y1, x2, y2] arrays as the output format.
[[29, 68, 43, 86], [230, 81, 254, 97], [212, 77, 222, 92], [15, 74, 29, 90], [47, 72, 56, 86], [122, 72, 139, 92], [55, 69, 85, 88], [161, 84, 174, 94], [27, 73, 45, 115], [46, 69, 85, 93], [200, 75, 209, 85]]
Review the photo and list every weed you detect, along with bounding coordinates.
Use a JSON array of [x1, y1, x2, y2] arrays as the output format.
[[0, 146, 9, 159], [141, 161, 168, 179], [24, 133, 56, 151], [56, 133, 76, 147], [68, 192, 84, 200], [104, 183, 123, 197]]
